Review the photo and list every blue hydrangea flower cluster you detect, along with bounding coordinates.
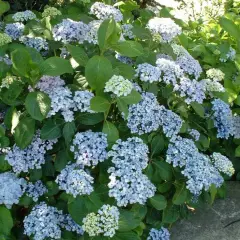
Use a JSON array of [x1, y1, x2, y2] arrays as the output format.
[[0, 172, 26, 208], [147, 17, 182, 42], [85, 20, 102, 44], [0, 54, 12, 65], [12, 10, 36, 22], [147, 227, 171, 240], [115, 53, 134, 65], [19, 36, 49, 52], [25, 180, 48, 202], [174, 77, 206, 104], [211, 152, 235, 176], [70, 131, 108, 167], [4, 23, 24, 40], [220, 47, 236, 62], [56, 163, 94, 197], [122, 24, 135, 39], [60, 214, 83, 235], [135, 63, 161, 83], [108, 137, 156, 206], [5, 131, 57, 173], [90, 2, 123, 22], [212, 99, 233, 139], [188, 129, 200, 141], [83, 204, 119, 238], [73, 90, 95, 113], [232, 115, 240, 139]]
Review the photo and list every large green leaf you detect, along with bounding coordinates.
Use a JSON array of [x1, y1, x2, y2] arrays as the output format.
[[102, 121, 119, 144], [0, 206, 13, 235], [219, 17, 240, 39], [151, 134, 165, 157], [25, 92, 51, 121], [0, 1, 10, 15], [113, 232, 141, 240], [111, 41, 144, 57], [162, 205, 180, 223], [172, 182, 188, 205], [41, 119, 62, 140], [149, 194, 167, 210], [14, 117, 35, 149], [152, 160, 173, 181], [118, 210, 141, 232], [90, 96, 111, 112], [85, 56, 113, 90], [63, 122, 76, 145], [119, 90, 142, 105], [77, 112, 104, 125], [40, 57, 73, 76], [66, 44, 89, 66]]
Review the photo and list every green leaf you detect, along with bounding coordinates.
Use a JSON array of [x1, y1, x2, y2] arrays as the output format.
[[117, 98, 129, 118], [113, 232, 141, 240], [118, 210, 141, 232], [149, 194, 167, 210], [153, 160, 173, 181], [0, 1, 10, 15], [55, 150, 71, 172], [90, 96, 111, 112], [0, 206, 13, 235], [66, 44, 89, 66], [162, 205, 180, 223], [77, 112, 104, 125], [102, 121, 119, 144], [235, 145, 240, 157], [40, 57, 73, 76], [111, 41, 144, 57], [85, 56, 113, 90], [219, 17, 240, 39], [151, 134, 165, 157], [98, 18, 116, 50], [113, 63, 135, 79], [0, 155, 11, 172], [172, 182, 188, 205], [41, 119, 62, 140], [119, 90, 142, 105], [14, 117, 35, 149], [191, 102, 205, 118], [63, 122, 76, 145], [25, 92, 51, 121], [1, 81, 23, 105]]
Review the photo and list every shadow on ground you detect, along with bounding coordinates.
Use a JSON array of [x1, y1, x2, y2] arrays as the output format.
[[170, 182, 240, 240]]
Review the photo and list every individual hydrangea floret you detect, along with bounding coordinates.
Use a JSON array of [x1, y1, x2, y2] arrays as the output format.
[[60, 214, 84, 235], [12, 10, 36, 22], [70, 131, 108, 166], [212, 99, 233, 139], [147, 17, 182, 42], [19, 36, 49, 52], [83, 205, 119, 238], [127, 92, 163, 134], [24, 202, 64, 240], [56, 163, 94, 197], [173, 77, 206, 104], [172, 44, 203, 79], [85, 20, 102, 44], [42, 7, 62, 18], [232, 115, 240, 139], [156, 57, 184, 85], [52, 19, 89, 44], [104, 75, 133, 97], [188, 129, 200, 141], [147, 227, 170, 240], [135, 63, 161, 83], [206, 68, 225, 82], [73, 90, 95, 113], [0, 172, 26, 208], [211, 152, 235, 177], [5, 131, 57, 173], [4, 23, 24, 40], [115, 53, 134, 65], [0, 33, 12, 46], [122, 24, 135, 39], [90, 2, 123, 22], [25, 180, 48, 202]]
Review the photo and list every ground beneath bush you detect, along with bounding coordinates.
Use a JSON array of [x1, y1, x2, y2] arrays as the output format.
[[171, 182, 240, 240]]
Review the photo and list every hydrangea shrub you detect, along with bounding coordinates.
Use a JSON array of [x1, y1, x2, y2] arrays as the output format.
[[0, 1, 238, 239]]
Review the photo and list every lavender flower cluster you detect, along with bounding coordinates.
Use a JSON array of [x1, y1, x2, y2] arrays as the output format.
[[147, 227, 171, 240]]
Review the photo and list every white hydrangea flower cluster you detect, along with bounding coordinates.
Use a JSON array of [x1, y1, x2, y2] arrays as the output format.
[[167, 136, 224, 195], [19, 36, 49, 52], [156, 57, 184, 85], [0, 172, 26, 208], [122, 24, 135, 39], [90, 2, 123, 22], [85, 20, 102, 44], [206, 68, 225, 82], [56, 163, 94, 197], [0, 33, 12, 46], [53, 19, 89, 44], [135, 63, 161, 83], [73, 90, 95, 113], [173, 77, 206, 104], [60, 214, 84, 235], [42, 7, 62, 18], [201, 78, 225, 94], [83, 205, 119, 238], [0, 75, 22, 89], [108, 137, 156, 206], [104, 75, 133, 97], [4, 23, 24, 40], [12, 10, 36, 22], [70, 131, 108, 166], [172, 44, 203, 79], [232, 115, 240, 139], [211, 152, 235, 176], [115, 53, 134, 65], [0, 54, 12, 65], [147, 227, 171, 240], [220, 47, 236, 62], [35, 76, 75, 122], [25, 180, 48, 202], [147, 17, 182, 42], [5, 131, 57, 173], [188, 129, 200, 141]]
